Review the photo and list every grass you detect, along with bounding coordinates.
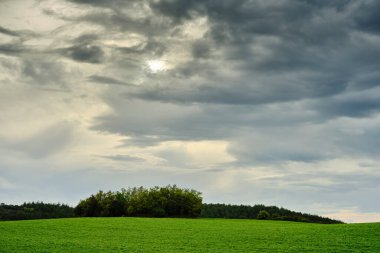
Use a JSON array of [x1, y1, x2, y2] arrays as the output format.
[[0, 218, 379, 252]]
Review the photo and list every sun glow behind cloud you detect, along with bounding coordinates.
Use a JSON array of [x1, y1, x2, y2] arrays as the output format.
[[146, 60, 166, 73]]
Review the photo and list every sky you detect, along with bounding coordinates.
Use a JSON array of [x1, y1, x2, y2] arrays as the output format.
[[0, 0, 380, 223]]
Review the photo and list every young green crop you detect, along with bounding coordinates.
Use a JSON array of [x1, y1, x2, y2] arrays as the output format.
[[0, 218, 379, 252]]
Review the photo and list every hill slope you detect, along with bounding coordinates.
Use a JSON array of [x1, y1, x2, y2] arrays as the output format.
[[0, 218, 379, 252]]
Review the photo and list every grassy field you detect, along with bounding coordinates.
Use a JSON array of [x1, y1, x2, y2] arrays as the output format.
[[0, 218, 379, 252]]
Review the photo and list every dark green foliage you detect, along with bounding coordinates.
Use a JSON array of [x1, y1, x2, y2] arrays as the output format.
[[257, 210, 270, 220], [1, 187, 342, 224], [200, 203, 342, 224], [75, 185, 203, 218], [0, 202, 74, 221]]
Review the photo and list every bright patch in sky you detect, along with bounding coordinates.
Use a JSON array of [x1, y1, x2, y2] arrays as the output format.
[[147, 60, 166, 73]]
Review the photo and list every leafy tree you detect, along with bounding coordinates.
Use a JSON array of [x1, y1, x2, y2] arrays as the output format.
[[257, 210, 270, 220], [75, 185, 203, 218]]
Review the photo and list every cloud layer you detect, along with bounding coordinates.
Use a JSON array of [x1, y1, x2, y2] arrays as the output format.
[[1, 0, 380, 222]]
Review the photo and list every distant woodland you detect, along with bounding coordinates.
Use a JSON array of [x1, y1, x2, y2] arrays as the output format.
[[0, 202, 74, 221], [200, 203, 342, 224], [0, 185, 342, 224]]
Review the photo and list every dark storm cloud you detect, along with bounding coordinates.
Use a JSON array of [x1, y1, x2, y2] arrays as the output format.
[[131, 73, 348, 105], [113, 0, 378, 106], [149, 0, 201, 23], [353, 0, 380, 34], [59, 0, 380, 104], [313, 88, 380, 118], [0, 28, 34, 57], [88, 75, 131, 86], [0, 43, 25, 56], [0, 26, 20, 37], [150, 0, 347, 36], [59, 44, 104, 63], [72, 34, 99, 44], [47, 0, 380, 158]]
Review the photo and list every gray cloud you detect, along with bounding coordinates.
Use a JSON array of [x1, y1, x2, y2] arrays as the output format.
[[59, 44, 104, 63], [312, 88, 380, 118], [1, 0, 380, 221], [143, 1, 377, 102], [22, 59, 69, 87], [88, 75, 130, 86], [353, 0, 380, 34], [67, 0, 137, 9], [53, 0, 380, 163], [72, 34, 100, 44], [69, 0, 375, 108], [192, 39, 211, 59], [130, 75, 347, 105], [0, 26, 20, 37], [0, 42, 26, 56], [99, 154, 145, 162]]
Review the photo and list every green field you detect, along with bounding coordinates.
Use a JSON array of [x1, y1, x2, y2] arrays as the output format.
[[0, 218, 379, 252]]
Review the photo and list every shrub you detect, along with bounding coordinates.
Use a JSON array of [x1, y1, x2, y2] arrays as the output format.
[[256, 210, 271, 220]]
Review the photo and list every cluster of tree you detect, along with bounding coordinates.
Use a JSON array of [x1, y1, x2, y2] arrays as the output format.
[[74, 185, 203, 218], [0, 186, 342, 224], [200, 203, 342, 224], [0, 202, 75, 221]]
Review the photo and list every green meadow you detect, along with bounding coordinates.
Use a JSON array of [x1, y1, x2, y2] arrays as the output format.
[[0, 218, 379, 252]]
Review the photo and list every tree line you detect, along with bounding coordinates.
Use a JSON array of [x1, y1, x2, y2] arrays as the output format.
[[0, 185, 342, 224], [0, 202, 74, 221], [200, 203, 342, 224]]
